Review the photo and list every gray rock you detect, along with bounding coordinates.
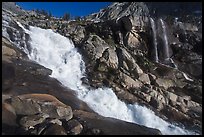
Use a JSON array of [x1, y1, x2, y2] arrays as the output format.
[[83, 34, 109, 60], [2, 2, 26, 16], [56, 106, 73, 121], [11, 96, 41, 115], [167, 92, 178, 103], [121, 48, 143, 75], [86, 2, 149, 23], [48, 119, 62, 126], [120, 73, 142, 89], [138, 73, 150, 85], [10, 94, 73, 120], [107, 48, 118, 69], [19, 113, 49, 130], [149, 97, 163, 110], [67, 119, 83, 135], [155, 78, 175, 90]]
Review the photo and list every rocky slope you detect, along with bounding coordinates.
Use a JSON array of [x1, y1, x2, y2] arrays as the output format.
[[2, 2, 162, 135], [2, 2, 202, 135]]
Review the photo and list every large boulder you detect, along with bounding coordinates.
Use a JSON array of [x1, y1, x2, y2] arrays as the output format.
[[121, 48, 143, 75], [154, 78, 175, 90], [119, 73, 143, 89], [82, 34, 109, 61], [10, 94, 73, 120]]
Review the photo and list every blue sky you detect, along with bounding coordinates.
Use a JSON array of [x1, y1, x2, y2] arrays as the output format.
[[16, 2, 112, 18]]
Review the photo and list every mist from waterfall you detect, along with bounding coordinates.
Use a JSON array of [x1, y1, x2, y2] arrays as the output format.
[[14, 21, 198, 135]]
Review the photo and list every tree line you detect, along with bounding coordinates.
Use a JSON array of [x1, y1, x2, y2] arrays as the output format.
[[35, 9, 82, 21]]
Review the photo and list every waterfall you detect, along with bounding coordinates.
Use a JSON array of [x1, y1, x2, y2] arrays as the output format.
[[159, 18, 170, 61], [149, 17, 159, 63], [15, 22, 197, 135]]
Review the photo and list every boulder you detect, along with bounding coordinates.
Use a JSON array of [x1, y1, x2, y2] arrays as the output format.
[[155, 78, 175, 90], [83, 34, 109, 61], [121, 48, 143, 75], [2, 45, 17, 57], [120, 73, 143, 89], [10, 94, 73, 120], [66, 119, 83, 135], [166, 92, 178, 103], [48, 119, 62, 126], [107, 48, 118, 69], [11, 96, 41, 115], [124, 31, 140, 49], [19, 113, 49, 130], [149, 97, 163, 110], [138, 73, 150, 84], [68, 25, 85, 45]]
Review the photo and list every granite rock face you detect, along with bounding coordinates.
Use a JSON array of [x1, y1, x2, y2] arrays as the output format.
[[2, 2, 202, 135]]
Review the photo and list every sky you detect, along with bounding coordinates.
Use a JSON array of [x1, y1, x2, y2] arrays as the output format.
[[16, 2, 112, 18]]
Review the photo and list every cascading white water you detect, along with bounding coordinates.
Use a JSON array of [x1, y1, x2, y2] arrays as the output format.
[[17, 22, 197, 135], [159, 18, 170, 61], [150, 17, 159, 63]]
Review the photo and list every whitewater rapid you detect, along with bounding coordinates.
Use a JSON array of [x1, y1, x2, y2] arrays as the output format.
[[17, 23, 197, 135]]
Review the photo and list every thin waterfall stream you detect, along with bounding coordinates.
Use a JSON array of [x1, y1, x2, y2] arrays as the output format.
[[159, 18, 170, 61], [150, 17, 159, 63]]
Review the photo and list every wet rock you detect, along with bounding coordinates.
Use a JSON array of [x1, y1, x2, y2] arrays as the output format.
[[74, 110, 162, 135]]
